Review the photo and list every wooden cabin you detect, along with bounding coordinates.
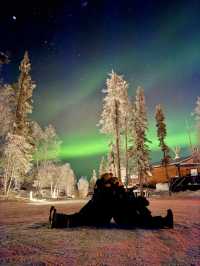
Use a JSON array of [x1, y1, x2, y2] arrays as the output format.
[[148, 155, 200, 185]]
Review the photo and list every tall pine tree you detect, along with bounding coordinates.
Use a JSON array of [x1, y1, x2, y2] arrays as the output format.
[[155, 104, 171, 193], [131, 87, 150, 194], [2, 52, 35, 195], [99, 71, 129, 180], [14, 51, 36, 136], [119, 79, 131, 181]]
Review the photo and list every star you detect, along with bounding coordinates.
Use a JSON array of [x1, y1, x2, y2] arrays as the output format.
[[81, 1, 88, 8], [12, 16, 17, 20]]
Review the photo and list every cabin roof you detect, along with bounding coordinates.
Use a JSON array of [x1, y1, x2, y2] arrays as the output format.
[[151, 155, 192, 167]]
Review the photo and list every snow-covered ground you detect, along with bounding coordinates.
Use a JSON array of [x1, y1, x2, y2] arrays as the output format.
[[0, 197, 199, 265], [28, 199, 88, 206]]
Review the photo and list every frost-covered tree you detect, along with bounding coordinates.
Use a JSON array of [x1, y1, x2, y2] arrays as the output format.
[[120, 91, 132, 180], [42, 124, 61, 162], [36, 161, 58, 198], [99, 71, 129, 180], [130, 87, 150, 194], [14, 51, 36, 136], [36, 162, 76, 198], [77, 177, 89, 198], [30, 121, 45, 169], [191, 147, 200, 163], [172, 146, 181, 160], [193, 96, 200, 145], [59, 163, 76, 197], [1, 52, 36, 195], [31, 123, 61, 164], [31, 121, 45, 142], [31, 123, 61, 196], [0, 84, 16, 138], [2, 133, 32, 195], [155, 104, 171, 192], [89, 169, 97, 192]]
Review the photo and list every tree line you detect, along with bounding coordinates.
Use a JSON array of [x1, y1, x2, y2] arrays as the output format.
[[98, 71, 200, 193]]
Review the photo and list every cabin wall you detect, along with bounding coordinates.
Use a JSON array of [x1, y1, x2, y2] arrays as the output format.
[[148, 164, 200, 185]]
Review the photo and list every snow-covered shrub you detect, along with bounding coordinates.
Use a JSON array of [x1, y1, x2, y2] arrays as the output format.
[[36, 162, 76, 199], [2, 133, 33, 195], [77, 177, 89, 198], [59, 163, 76, 197]]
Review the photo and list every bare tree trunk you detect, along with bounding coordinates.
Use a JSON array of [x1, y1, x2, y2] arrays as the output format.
[[36, 157, 39, 175], [110, 145, 116, 176], [139, 170, 144, 196], [164, 162, 171, 196], [112, 163, 116, 177], [125, 118, 128, 187], [163, 151, 171, 196], [4, 167, 8, 195], [51, 182, 53, 198], [114, 100, 121, 180], [6, 164, 15, 196], [52, 186, 56, 198], [56, 186, 59, 198], [4, 154, 11, 195], [6, 176, 13, 196]]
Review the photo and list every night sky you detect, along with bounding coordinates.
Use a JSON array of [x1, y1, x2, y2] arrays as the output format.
[[1, 0, 200, 177]]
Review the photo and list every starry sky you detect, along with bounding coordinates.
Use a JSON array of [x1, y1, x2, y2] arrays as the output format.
[[0, 0, 200, 177]]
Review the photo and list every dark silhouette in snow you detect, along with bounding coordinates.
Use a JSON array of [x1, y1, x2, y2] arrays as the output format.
[[49, 173, 173, 229]]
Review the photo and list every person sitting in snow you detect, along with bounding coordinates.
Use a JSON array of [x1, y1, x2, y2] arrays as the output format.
[[49, 173, 173, 229]]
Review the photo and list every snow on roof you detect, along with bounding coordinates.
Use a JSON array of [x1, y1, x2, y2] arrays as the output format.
[[151, 155, 192, 167]]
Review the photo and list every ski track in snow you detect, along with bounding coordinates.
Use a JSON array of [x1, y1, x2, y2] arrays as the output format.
[[0, 198, 200, 265]]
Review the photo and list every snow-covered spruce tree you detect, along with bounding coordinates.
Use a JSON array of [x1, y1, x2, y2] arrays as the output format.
[[77, 177, 89, 198], [155, 104, 171, 192], [2, 133, 32, 196], [2, 52, 36, 194], [14, 51, 36, 136], [193, 96, 200, 145], [119, 86, 132, 181], [89, 169, 97, 192], [131, 87, 150, 195], [99, 71, 129, 180]]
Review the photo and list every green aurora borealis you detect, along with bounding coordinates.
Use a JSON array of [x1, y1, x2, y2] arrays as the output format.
[[59, 127, 196, 159], [1, 1, 200, 177]]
